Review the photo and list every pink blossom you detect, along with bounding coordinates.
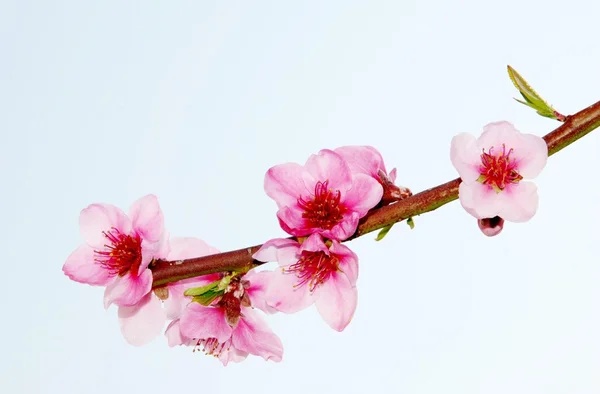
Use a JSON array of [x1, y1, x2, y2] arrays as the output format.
[[62, 195, 169, 346], [117, 237, 221, 346], [477, 216, 504, 237], [264, 149, 383, 241], [450, 121, 548, 222], [176, 270, 283, 366], [253, 233, 358, 332], [63, 194, 169, 306], [335, 145, 412, 204]]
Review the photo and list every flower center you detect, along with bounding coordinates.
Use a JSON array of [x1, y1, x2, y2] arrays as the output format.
[[286, 250, 340, 292], [193, 338, 230, 357], [477, 145, 523, 192], [94, 227, 142, 277], [297, 181, 346, 230]]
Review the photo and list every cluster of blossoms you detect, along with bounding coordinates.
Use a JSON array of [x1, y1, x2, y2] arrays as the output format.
[[62, 122, 548, 365]]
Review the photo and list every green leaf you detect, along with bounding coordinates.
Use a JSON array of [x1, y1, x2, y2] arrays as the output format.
[[507, 65, 565, 121], [407, 217, 415, 229], [193, 290, 222, 306], [217, 275, 232, 291], [375, 224, 393, 241], [184, 281, 219, 297]]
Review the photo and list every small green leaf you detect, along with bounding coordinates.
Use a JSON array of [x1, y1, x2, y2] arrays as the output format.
[[375, 224, 393, 241], [407, 217, 415, 229], [193, 290, 222, 306], [184, 281, 218, 297], [507, 65, 565, 121]]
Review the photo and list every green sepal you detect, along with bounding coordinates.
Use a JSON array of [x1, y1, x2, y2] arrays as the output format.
[[407, 217, 415, 229], [184, 281, 219, 297], [375, 224, 393, 241], [507, 65, 564, 121], [192, 291, 222, 306]]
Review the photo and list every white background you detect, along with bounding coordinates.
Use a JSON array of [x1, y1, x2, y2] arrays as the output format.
[[2, 1, 600, 393]]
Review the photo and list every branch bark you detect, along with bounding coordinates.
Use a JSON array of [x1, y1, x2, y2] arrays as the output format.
[[151, 100, 600, 287]]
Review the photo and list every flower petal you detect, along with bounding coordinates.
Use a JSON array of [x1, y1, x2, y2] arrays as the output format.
[[314, 272, 358, 332], [165, 275, 220, 320], [103, 269, 153, 308], [232, 308, 283, 362], [497, 181, 539, 223], [243, 270, 278, 314], [514, 133, 548, 179], [341, 173, 383, 216], [299, 233, 329, 254], [265, 269, 316, 313], [79, 203, 131, 249], [252, 238, 300, 267], [450, 132, 481, 184], [477, 121, 523, 151], [63, 245, 112, 285], [304, 149, 352, 192], [179, 303, 232, 343], [330, 241, 359, 286], [458, 182, 504, 219], [129, 194, 164, 243], [167, 237, 219, 260], [264, 163, 310, 207], [276, 207, 309, 237], [325, 212, 360, 241], [218, 346, 249, 366], [165, 319, 195, 347], [118, 293, 165, 347], [334, 145, 385, 178]]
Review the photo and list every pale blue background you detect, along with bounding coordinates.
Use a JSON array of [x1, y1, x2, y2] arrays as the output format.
[[2, 1, 600, 393]]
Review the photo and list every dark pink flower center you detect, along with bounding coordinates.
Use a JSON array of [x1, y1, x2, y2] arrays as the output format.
[[286, 250, 340, 292], [94, 227, 142, 277], [297, 181, 346, 230], [478, 145, 523, 192], [193, 338, 230, 357]]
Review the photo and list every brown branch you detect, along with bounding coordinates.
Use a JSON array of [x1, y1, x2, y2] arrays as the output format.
[[151, 100, 600, 288]]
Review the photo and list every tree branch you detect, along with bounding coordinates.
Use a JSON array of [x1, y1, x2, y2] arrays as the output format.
[[151, 100, 600, 288]]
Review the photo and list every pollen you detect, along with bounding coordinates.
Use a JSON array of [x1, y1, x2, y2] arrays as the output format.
[[478, 144, 523, 192], [297, 181, 346, 230], [94, 227, 142, 277]]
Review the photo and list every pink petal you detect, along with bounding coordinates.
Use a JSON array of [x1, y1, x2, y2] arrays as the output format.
[[276, 206, 309, 236], [341, 173, 383, 216], [458, 182, 505, 219], [165, 275, 220, 320], [496, 181, 539, 223], [63, 245, 112, 285], [243, 270, 278, 314], [139, 234, 169, 272], [325, 212, 360, 241], [388, 168, 397, 183], [179, 303, 232, 343], [129, 194, 164, 243], [165, 319, 195, 347], [265, 269, 316, 313], [118, 293, 166, 346], [314, 272, 358, 332], [264, 163, 310, 207], [232, 308, 283, 362], [330, 241, 359, 286], [79, 203, 131, 249], [167, 237, 219, 260], [218, 346, 249, 366], [334, 145, 384, 178], [252, 238, 300, 267], [477, 121, 523, 151], [450, 132, 481, 184], [299, 233, 329, 254], [513, 133, 548, 179], [304, 149, 352, 192], [103, 269, 153, 308]]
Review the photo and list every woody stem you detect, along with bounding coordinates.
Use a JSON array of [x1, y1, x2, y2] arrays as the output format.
[[151, 100, 600, 288]]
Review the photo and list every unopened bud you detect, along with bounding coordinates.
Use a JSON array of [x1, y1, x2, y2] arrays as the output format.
[[477, 216, 504, 237]]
